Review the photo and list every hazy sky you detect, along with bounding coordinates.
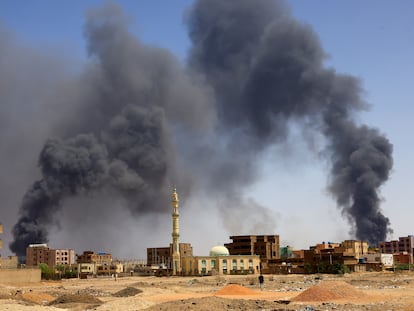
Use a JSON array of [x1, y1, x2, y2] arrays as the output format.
[[0, 0, 413, 259]]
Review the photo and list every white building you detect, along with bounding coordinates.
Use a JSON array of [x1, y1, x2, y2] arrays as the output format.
[[365, 253, 394, 267]]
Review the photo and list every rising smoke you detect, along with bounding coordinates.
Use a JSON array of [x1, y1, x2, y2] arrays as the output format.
[[8, 0, 392, 255]]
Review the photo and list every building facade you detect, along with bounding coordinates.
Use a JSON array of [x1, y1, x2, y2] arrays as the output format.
[[225, 235, 280, 271], [26, 244, 75, 268], [337, 240, 369, 259], [379, 235, 414, 255], [75, 251, 117, 278], [147, 243, 193, 269], [77, 251, 112, 264], [181, 246, 260, 276]]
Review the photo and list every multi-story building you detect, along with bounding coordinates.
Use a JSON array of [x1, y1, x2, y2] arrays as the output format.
[[26, 244, 75, 268], [336, 240, 368, 259], [75, 251, 115, 278], [379, 235, 414, 255], [26, 244, 50, 267], [49, 249, 76, 266], [224, 235, 280, 270], [310, 242, 341, 253], [147, 243, 193, 269], [77, 251, 112, 265]]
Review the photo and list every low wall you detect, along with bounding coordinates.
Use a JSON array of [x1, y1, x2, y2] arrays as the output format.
[[0, 269, 41, 283]]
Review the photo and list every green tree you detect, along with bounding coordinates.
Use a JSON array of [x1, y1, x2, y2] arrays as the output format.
[[39, 263, 55, 280]]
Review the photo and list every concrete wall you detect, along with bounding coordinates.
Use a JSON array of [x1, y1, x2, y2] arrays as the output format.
[[0, 269, 41, 283]]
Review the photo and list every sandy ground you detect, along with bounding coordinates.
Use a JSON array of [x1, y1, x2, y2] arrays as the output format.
[[0, 271, 414, 310]]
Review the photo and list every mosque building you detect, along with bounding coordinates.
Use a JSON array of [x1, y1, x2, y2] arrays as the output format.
[[181, 244, 261, 276], [147, 188, 261, 276]]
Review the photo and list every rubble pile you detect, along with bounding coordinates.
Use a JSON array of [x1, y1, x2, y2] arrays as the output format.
[[215, 284, 260, 296], [292, 280, 367, 302]]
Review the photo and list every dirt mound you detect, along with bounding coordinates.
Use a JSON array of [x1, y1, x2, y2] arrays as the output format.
[[144, 296, 280, 311], [215, 283, 259, 295], [48, 293, 102, 306], [112, 287, 142, 297], [292, 280, 367, 302], [21, 292, 55, 305]]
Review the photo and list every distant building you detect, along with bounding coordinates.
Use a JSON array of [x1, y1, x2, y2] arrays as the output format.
[[75, 251, 121, 278], [26, 244, 75, 268], [280, 246, 294, 259], [181, 245, 261, 276], [364, 253, 394, 267], [336, 240, 368, 260], [225, 235, 280, 271], [311, 242, 341, 253], [147, 243, 193, 269], [379, 235, 414, 256], [393, 252, 411, 265], [0, 256, 18, 269], [77, 251, 112, 265]]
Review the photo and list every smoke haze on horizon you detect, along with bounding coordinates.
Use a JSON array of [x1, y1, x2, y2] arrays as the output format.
[[0, 0, 409, 258]]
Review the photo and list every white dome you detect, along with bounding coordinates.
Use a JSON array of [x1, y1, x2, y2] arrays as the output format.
[[209, 245, 230, 256]]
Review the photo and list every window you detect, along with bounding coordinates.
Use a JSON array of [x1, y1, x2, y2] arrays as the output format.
[[248, 259, 253, 269], [201, 260, 206, 268], [232, 259, 237, 271], [240, 259, 244, 270], [222, 259, 227, 273], [211, 260, 216, 268]]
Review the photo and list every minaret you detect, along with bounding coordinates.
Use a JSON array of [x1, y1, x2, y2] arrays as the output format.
[[171, 187, 181, 275]]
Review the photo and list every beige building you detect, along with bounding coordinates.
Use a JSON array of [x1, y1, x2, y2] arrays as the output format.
[[147, 243, 193, 269], [26, 244, 75, 268], [77, 251, 112, 265], [336, 240, 369, 259], [75, 251, 120, 278], [181, 246, 261, 276], [0, 256, 18, 269]]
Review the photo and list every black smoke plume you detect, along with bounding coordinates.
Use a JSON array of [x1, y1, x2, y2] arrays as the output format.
[[186, 0, 393, 245], [9, 4, 212, 256], [9, 0, 392, 255]]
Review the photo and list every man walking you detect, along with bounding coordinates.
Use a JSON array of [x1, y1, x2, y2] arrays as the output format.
[[258, 274, 264, 291]]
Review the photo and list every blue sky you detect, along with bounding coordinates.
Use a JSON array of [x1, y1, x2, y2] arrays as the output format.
[[0, 1, 413, 256]]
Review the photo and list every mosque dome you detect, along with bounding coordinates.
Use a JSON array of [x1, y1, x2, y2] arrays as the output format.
[[209, 245, 230, 256]]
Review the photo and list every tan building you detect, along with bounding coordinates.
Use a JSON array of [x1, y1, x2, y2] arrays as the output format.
[[76, 262, 97, 277], [0, 256, 18, 269], [49, 249, 76, 266], [181, 246, 261, 276], [75, 251, 116, 278], [97, 262, 123, 276], [312, 242, 341, 253], [336, 240, 368, 259], [225, 235, 280, 271], [147, 243, 193, 269], [26, 244, 75, 268], [77, 251, 112, 265]]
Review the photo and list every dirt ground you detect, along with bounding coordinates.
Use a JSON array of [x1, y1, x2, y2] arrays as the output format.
[[1, 271, 414, 310]]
